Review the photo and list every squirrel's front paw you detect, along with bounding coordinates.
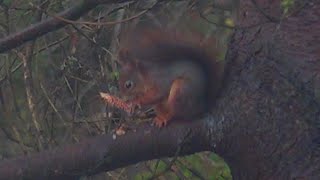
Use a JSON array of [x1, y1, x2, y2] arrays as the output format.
[[153, 116, 169, 128]]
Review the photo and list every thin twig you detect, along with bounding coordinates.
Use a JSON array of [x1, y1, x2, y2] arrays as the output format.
[[31, 2, 149, 26], [16, 49, 44, 150], [250, 0, 280, 22], [40, 83, 67, 126], [0, 36, 69, 85]]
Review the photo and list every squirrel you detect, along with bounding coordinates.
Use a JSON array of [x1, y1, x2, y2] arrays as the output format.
[[116, 28, 224, 127]]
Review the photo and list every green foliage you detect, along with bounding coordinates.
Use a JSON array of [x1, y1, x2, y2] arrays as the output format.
[[134, 172, 153, 180], [151, 160, 167, 172], [111, 71, 120, 81], [133, 153, 232, 180], [2, 0, 12, 7], [225, 18, 234, 27], [281, 0, 295, 15]]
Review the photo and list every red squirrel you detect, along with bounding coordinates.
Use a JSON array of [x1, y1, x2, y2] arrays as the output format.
[[117, 28, 224, 127]]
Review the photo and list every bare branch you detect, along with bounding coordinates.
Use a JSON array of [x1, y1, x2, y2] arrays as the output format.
[[16, 50, 44, 150], [0, 0, 135, 53]]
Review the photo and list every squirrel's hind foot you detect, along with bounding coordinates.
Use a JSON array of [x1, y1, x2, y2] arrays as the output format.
[[153, 115, 169, 128]]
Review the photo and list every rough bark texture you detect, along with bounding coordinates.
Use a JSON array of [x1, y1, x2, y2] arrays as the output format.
[[212, 0, 320, 179]]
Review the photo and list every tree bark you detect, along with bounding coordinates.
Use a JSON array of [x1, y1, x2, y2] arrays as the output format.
[[0, 119, 214, 180], [212, 0, 320, 179]]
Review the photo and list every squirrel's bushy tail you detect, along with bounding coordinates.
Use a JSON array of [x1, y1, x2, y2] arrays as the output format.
[[119, 27, 225, 106]]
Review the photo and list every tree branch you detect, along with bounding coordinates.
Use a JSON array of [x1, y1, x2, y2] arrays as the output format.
[[0, 0, 134, 54], [0, 118, 213, 180]]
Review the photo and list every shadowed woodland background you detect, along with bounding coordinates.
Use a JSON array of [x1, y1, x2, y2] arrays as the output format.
[[0, 0, 319, 180]]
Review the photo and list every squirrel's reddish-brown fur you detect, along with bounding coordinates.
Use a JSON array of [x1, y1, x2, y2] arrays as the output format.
[[117, 28, 224, 127]]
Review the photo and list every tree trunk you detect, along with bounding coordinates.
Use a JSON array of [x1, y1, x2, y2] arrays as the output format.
[[212, 0, 320, 179]]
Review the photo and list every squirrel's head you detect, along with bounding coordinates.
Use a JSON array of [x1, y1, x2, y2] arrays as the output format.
[[117, 49, 153, 103]]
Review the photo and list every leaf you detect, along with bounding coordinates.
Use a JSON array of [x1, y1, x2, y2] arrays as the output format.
[[225, 18, 234, 27], [281, 0, 295, 15], [111, 71, 120, 81]]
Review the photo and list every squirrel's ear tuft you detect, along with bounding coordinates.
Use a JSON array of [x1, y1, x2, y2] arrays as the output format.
[[118, 48, 131, 65], [135, 61, 148, 78]]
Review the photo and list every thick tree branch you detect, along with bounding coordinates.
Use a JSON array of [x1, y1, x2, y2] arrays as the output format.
[[0, 0, 134, 54], [0, 117, 214, 180]]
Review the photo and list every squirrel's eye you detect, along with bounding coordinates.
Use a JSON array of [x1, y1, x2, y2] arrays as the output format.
[[124, 80, 134, 89]]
